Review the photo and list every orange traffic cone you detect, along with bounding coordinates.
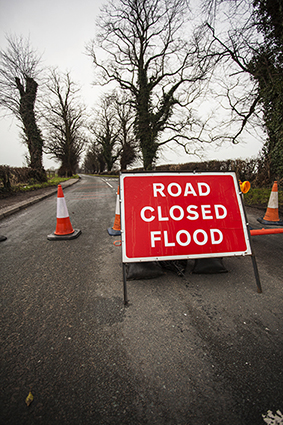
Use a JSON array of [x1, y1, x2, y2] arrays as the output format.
[[257, 181, 283, 226], [47, 185, 81, 240], [107, 186, 121, 236]]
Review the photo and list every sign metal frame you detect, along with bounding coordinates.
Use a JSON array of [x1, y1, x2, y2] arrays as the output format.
[[119, 171, 262, 303]]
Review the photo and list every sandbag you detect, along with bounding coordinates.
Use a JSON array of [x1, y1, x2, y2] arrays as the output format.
[[192, 258, 228, 274], [126, 261, 164, 280]]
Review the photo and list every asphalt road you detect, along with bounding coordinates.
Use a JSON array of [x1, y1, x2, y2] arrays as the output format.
[[1, 174, 282, 425]]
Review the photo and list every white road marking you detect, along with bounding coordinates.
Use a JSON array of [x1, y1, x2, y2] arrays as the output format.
[[101, 178, 114, 188]]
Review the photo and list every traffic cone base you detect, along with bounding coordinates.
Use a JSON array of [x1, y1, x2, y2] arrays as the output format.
[[257, 181, 283, 226], [107, 227, 121, 236], [257, 217, 283, 225], [47, 229, 82, 241]]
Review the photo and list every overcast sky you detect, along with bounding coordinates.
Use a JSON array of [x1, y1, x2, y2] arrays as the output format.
[[0, 0, 264, 170]]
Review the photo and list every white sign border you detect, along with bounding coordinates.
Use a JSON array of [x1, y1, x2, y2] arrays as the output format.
[[120, 171, 252, 263]]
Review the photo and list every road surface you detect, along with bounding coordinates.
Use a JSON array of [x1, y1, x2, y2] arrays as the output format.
[[1, 174, 282, 425]]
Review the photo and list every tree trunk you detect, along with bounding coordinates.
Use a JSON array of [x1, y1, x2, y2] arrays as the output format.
[[15, 76, 46, 182], [135, 71, 159, 170], [136, 110, 158, 170]]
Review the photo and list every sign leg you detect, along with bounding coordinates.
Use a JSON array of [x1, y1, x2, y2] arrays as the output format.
[[240, 190, 263, 294], [251, 254, 262, 293], [123, 263, 128, 305]]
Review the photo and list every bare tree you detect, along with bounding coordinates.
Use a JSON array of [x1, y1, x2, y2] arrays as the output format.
[[88, 91, 138, 172], [89, 94, 121, 172], [0, 35, 46, 181], [43, 69, 86, 176], [200, 0, 283, 180], [194, 0, 265, 145], [83, 144, 105, 174], [87, 0, 213, 170], [114, 94, 138, 170]]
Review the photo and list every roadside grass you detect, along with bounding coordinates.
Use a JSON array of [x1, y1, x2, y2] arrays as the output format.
[[11, 175, 79, 193], [90, 174, 119, 178], [243, 187, 283, 209]]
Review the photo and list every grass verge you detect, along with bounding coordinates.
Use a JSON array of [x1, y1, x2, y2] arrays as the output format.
[[243, 187, 283, 209], [1, 175, 79, 195]]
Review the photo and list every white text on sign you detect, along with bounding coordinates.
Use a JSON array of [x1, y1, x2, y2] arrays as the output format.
[[143, 182, 226, 248], [153, 182, 210, 197]]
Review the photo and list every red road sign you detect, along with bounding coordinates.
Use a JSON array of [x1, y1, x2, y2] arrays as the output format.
[[120, 172, 252, 262]]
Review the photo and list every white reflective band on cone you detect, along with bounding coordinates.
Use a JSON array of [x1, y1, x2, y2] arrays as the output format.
[[267, 191, 278, 209], [57, 198, 69, 218], [115, 196, 120, 215]]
